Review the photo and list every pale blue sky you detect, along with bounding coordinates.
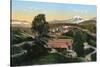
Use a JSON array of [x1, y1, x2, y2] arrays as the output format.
[[12, 0, 96, 21]]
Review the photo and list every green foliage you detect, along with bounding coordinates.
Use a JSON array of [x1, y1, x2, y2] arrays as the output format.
[[11, 46, 23, 55], [75, 57, 86, 62], [56, 36, 73, 39], [34, 53, 89, 64], [11, 28, 33, 44], [79, 23, 96, 33], [62, 27, 96, 59], [31, 14, 51, 53], [91, 53, 96, 61], [62, 28, 86, 57], [87, 39, 96, 47], [11, 14, 51, 66], [31, 14, 49, 37], [34, 53, 71, 64]]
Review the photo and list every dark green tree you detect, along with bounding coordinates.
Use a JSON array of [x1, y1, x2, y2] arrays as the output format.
[[31, 14, 49, 37], [63, 28, 87, 57], [31, 14, 50, 53]]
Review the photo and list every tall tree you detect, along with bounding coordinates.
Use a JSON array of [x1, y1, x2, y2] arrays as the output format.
[[31, 14, 50, 48], [32, 14, 49, 36]]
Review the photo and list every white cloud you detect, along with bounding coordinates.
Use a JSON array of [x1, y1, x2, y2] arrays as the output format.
[[73, 9, 88, 14]]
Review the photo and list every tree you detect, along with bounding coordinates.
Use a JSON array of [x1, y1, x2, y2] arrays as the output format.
[[63, 28, 87, 57], [31, 14, 50, 53], [31, 14, 49, 37]]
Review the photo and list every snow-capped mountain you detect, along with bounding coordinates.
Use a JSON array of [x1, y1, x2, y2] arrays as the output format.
[[71, 16, 85, 23], [49, 16, 85, 24]]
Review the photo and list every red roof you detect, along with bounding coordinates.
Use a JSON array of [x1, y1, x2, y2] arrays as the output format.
[[48, 39, 73, 48]]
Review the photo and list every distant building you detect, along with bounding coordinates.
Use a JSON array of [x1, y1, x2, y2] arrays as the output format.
[[49, 25, 71, 35]]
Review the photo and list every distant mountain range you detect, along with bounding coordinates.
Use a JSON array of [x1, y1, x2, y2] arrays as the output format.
[[78, 17, 96, 25], [11, 16, 96, 28], [11, 20, 31, 27], [79, 19, 96, 25], [49, 16, 85, 24]]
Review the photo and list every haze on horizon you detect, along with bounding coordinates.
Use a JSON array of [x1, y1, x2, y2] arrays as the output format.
[[12, 0, 96, 22]]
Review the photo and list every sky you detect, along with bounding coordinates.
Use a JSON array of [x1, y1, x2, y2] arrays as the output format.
[[12, 0, 96, 22]]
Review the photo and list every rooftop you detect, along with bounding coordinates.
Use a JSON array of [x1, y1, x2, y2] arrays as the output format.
[[48, 39, 73, 48]]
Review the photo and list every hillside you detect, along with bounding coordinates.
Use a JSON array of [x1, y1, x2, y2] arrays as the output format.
[[78, 19, 96, 33], [79, 20, 96, 25]]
